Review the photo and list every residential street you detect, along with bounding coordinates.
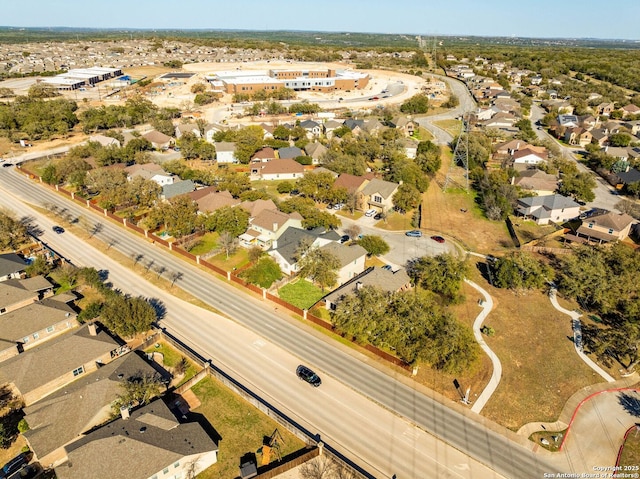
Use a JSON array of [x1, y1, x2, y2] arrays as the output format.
[[0, 166, 578, 478]]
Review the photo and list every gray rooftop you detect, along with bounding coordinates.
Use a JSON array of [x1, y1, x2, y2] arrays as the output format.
[[323, 267, 411, 305], [270, 227, 340, 264], [162, 180, 196, 199], [0, 323, 119, 397], [277, 146, 304, 159], [518, 194, 580, 211], [23, 352, 157, 458], [56, 399, 218, 479], [319, 242, 367, 268], [361, 178, 400, 199], [0, 253, 27, 278], [0, 278, 38, 311], [0, 297, 77, 343]]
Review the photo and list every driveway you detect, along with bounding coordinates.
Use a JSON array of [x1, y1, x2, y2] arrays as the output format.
[[561, 389, 640, 472]]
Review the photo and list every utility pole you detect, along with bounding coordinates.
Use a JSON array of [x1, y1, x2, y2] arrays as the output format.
[[443, 113, 470, 192]]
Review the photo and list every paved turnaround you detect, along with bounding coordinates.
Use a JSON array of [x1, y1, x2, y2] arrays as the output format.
[[0, 167, 580, 479]]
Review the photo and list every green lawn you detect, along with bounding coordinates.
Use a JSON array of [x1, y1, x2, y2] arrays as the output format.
[[188, 232, 219, 256], [206, 247, 250, 271], [278, 279, 325, 309], [433, 119, 463, 137], [144, 340, 200, 385], [192, 377, 306, 479], [374, 211, 414, 231]]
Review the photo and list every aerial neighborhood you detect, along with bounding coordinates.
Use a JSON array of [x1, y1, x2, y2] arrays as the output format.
[[0, 26, 639, 479]]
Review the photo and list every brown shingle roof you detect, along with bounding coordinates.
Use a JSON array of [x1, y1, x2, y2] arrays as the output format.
[[586, 212, 634, 231], [259, 159, 304, 175], [251, 209, 302, 231], [333, 174, 370, 194], [195, 191, 240, 213]]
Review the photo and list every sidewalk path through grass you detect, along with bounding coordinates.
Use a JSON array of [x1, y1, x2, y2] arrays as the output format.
[[466, 279, 502, 414], [549, 288, 615, 383]]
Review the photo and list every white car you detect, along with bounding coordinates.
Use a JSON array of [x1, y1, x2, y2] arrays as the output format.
[[333, 203, 345, 210], [365, 209, 377, 217]]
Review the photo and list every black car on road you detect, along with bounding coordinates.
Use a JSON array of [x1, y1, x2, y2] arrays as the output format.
[[296, 365, 321, 387], [52, 226, 65, 234]]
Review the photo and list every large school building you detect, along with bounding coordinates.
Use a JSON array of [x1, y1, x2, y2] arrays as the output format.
[[208, 68, 369, 94], [41, 66, 124, 90]]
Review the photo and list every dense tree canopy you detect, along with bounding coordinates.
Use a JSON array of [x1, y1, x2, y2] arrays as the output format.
[[331, 286, 479, 371]]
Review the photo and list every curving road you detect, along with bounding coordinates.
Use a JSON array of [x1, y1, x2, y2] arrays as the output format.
[[0, 166, 580, 478]]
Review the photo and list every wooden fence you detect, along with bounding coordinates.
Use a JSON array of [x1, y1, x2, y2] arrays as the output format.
[[19, 166, 411, 373]]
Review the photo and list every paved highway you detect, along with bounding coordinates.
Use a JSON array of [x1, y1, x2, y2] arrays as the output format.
[[0, 167, 580, 478]]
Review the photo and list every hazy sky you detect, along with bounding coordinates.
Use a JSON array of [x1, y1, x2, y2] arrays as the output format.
[[3, 0, 640, 41]]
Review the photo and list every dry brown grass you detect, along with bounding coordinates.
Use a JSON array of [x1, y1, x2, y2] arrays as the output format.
[[0, 435, 27, 468], [466, 259, 603, 430], [123, 65, 173, 79], [421, 159, 514, 253]]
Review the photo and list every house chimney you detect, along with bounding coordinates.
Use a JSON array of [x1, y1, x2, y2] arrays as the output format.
[[120, 406, 130, 420], [273, 222, 278, 232], [355, 281, 363, 291], [88, 322, 98, 336]]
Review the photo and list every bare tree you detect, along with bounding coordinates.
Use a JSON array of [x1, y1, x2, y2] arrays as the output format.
[[218, 232, 238, 259], [145, 260, 155, 272], [170, 271, 183, 287], [344, 224, 361, 241], [154, 265, 166, 279], [131, 252, 144, 267], [106, 238, 118, 250], [299, 456, 337, 479], [89, 222, 103, 238]]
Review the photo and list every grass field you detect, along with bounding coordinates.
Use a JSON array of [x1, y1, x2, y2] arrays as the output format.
[[619, 428, 640, 469], [188, 232, 219, 256], [192, 377, 307, 479], [433, 119, 463, 137], [421, 160, 514, 253], [278, 279, 325, 309], [145, 340, 200, 385], [465, 259, 603, 430]]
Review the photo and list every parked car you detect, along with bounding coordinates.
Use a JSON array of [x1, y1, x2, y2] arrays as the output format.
[[374, 213, 383, 220], [405, 230, 422, 237], [382, 265, 393, 271], [430, 235, 445, 243], [296, 365, 321, 387], [365, 209, 377, 217], [52, 226, 65, 234], [2, 163, 11, 168], [0, 453, 28, 479], [340, 235, 350, 244], [333, 203, 344, 210]]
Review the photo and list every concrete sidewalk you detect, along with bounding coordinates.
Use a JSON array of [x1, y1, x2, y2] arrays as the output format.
[[465, 279, 502, 414], [549, 288, 615, 382]]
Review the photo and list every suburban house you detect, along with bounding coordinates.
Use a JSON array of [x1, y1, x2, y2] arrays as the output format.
[[250, 158, 305, 181], [399, 138, 419, 159], [125, 163, 176, 186], [277, 146, 304, 160], [0, 322, 126, 405], [323, 119, 343, 138], [613, 168, 640, 189], [299, 119, 323, 138], [323, 267, 412, 311], [595, 102, 615, 117], [388, 117, 418, 137], [512, 147, 548, 165], [240, 209, 303, 249], [495, 140, 529, 157], [54, 399, 218, 479], [23, 352, 159, 467], [161, 180, 196, 200], [250, 147, 277, 163], [318, 242, 367, 286], [88, 134, 120, 148], [0, 294, 78, 362], [512, 170, 558, 196], [239, 199, 278, 220], [621, 104, 640, 118], [516, 194, 581, 225], [0, 276, 54, 315], [0, 253, 27, 282], [268, 227, 341, 275], [564, 127, 592, 147], [361, 179, 400, 214], [174, 123, 201, 139], [190, 190, 240, 214], [304, 141, 328, 165], [591, 129, 609, 147], [213, 142, 237, 164], [142, 130, 173, 150], [575, 211, 635, 243], [557, 114, 580, 128], [603, 146, 630, 161], [344, 119, 365, 135]]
